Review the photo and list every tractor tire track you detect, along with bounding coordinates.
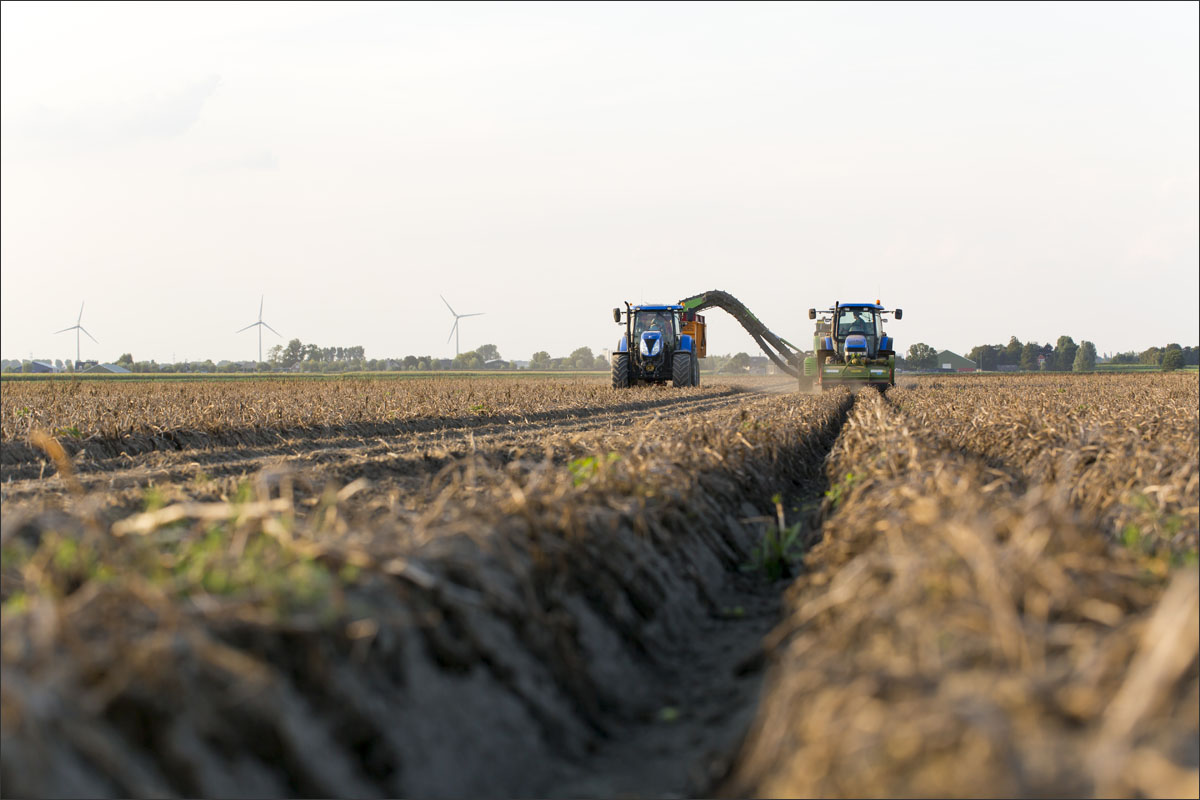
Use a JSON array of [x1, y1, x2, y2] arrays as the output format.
[[1, 389, 751, 507], [0, 386, 748, 471]]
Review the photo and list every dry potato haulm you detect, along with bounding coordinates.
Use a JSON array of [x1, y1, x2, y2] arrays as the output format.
[[0, 372, 1196, 798]]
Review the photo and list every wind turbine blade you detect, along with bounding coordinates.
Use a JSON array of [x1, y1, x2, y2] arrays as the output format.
[[262, 322, 281, 337], [447, 320, 458, 344], [80, 327, 99, 344], [458, 313, 484, 318], [54, 325, 77, 334], [259, 295, 264, 320], [440, 295, 457, 316], [78, 302, 84, 324], [236, 322, 259, 333]]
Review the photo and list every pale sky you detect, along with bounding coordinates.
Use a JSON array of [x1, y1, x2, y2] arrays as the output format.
[[2, 1, 1197, 364]]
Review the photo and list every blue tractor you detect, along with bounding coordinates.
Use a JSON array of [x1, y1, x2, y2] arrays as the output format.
[[611, 302, 706, 388], [807, 301, 903, 390]]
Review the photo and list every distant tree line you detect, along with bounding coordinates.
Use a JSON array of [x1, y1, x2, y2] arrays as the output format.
[[0, 341, 620, 374], [711, 353, 772, 374], [896, 337, 1198, 373], [265, 340, 368, 372], [0, 354, 271, 374], [6, 338, 1196, 375], [2, 358, 70, 373], [527, 347, 610, 370], [382, 345, 609, 371], [259, 340, 613, 372], [963, 336, 1096, 372], [1106, 344, 1198, 371]]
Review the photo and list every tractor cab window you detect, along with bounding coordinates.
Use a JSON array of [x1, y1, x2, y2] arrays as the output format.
[[837, 308, 878, 339], [634, 311, 676, 338]]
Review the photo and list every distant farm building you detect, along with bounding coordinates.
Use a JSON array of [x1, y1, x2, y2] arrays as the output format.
[[30, 361, 58, 373], [937, 351, 977, 372], [83, 363, 131, 374]]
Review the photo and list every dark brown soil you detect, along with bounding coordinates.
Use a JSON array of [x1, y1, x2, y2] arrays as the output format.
[[2, 379, 848, 799]]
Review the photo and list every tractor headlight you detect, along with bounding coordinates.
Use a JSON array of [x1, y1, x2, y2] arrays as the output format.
[[639, 337, 662, 357]]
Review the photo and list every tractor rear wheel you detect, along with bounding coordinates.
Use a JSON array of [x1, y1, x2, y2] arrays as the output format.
[[672, 352, 692, 388], [611, 353, 630, 389]]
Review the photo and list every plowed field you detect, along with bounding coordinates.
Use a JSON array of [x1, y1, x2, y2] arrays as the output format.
[[2, 373, 1196, 798]]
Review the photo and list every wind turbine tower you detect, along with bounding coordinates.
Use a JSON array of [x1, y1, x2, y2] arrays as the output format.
[[441, 295, 484, 357], [54, 302, 98, 366], [237, 295, 281, 363]]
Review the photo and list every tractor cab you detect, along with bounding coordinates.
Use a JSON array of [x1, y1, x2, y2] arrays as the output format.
[[835, 305, 883, 358], [806, 301, 903, 389], [632, 308, 677, 356], [811, 303, 901, 359]]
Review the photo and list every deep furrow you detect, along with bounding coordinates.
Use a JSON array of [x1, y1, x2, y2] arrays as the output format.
[[535, 389, 860, 798], [723, 381, 1198, 799]]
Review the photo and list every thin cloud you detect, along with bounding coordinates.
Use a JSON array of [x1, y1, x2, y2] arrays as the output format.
[[8, 75, 221, 150]]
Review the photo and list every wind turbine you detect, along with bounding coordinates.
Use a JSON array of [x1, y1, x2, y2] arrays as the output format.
[[55, 302, 98, 366], [236, 295, 281, 363], [441, 295, 483, 357]]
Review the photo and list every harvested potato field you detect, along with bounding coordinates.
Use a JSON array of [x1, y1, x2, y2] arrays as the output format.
[[1, 372, 1197, 798]]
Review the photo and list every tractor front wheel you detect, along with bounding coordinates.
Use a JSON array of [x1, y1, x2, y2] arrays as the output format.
[[611, 353, 630, 389], [672, 352, 693, 388]]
